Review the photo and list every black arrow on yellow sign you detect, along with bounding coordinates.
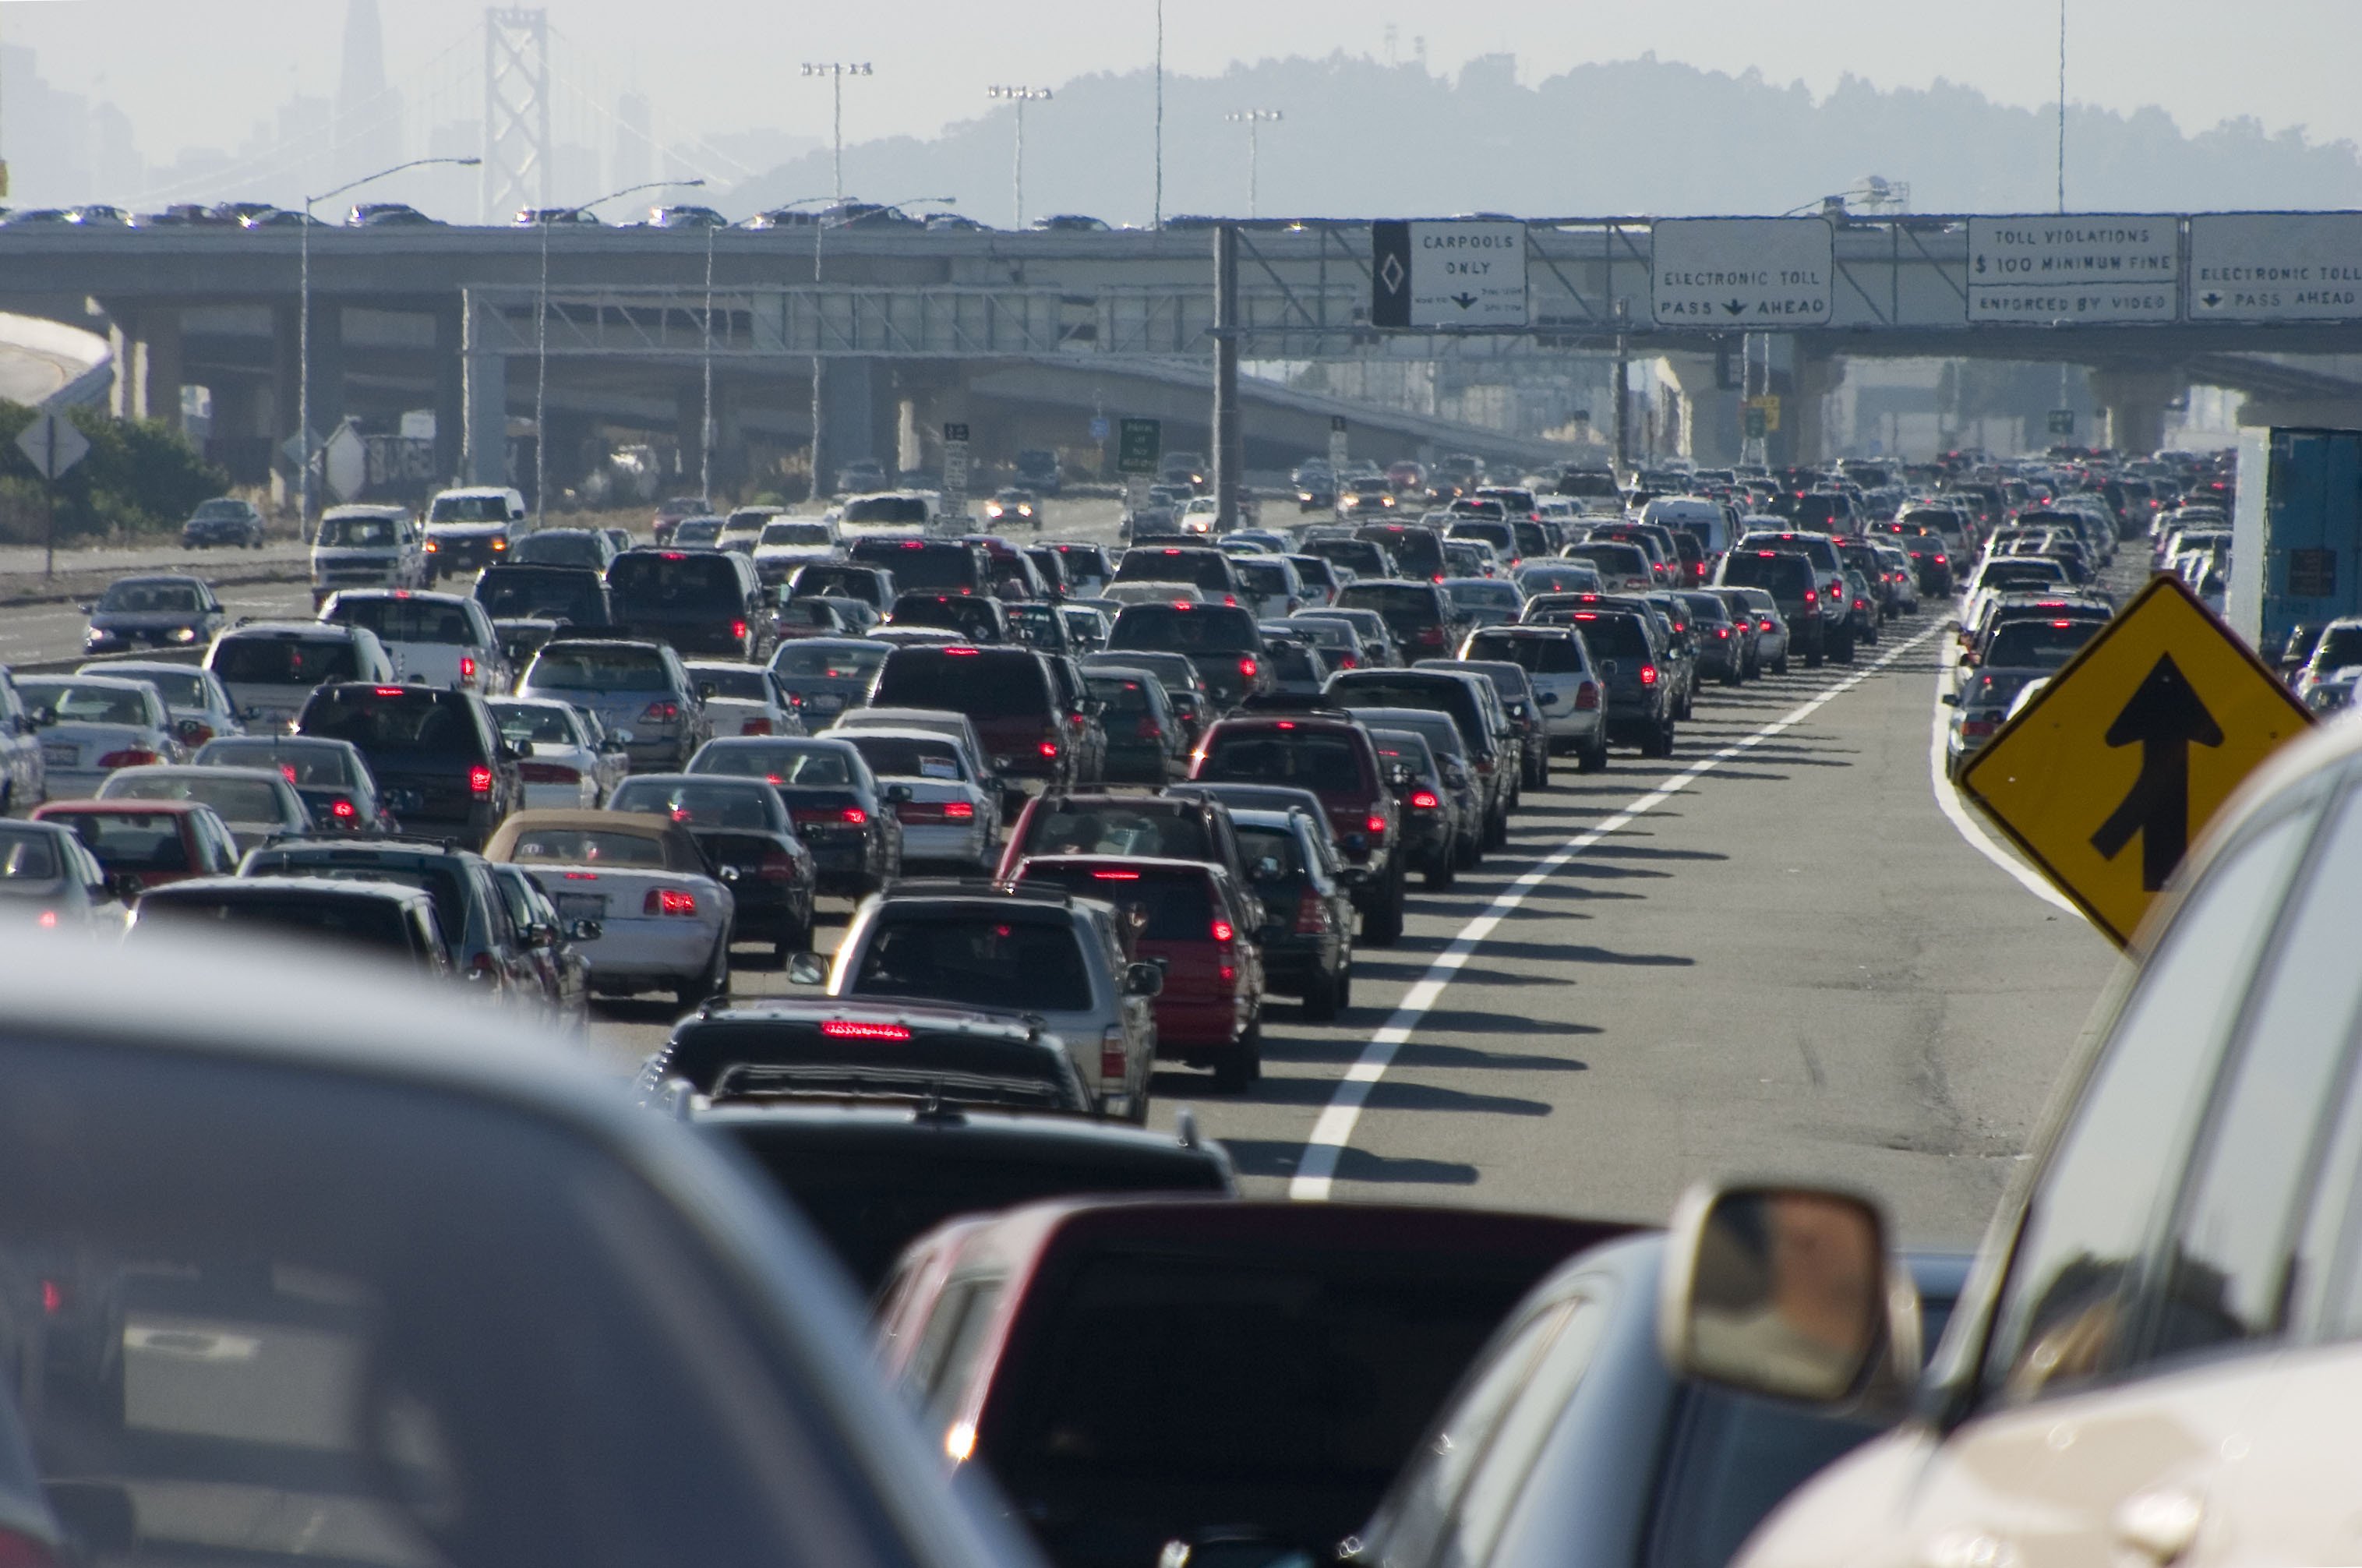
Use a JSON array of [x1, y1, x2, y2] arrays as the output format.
[[2088, 652, 2224, 891]]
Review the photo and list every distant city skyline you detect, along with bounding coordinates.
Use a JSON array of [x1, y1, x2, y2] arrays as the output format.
[[0, 0, 2353, 215]]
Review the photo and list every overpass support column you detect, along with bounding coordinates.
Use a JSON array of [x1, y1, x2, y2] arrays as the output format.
[[1652, 351, 1738, 465], [462, 298, 508, 486], [2092, 365, 2183, 457], [1778, 349, 1844, 466], [108, 309, 185, 431], [433, 300, 464, 487], [1213, 223, 1242, 531], [817, 359, 879, 486]]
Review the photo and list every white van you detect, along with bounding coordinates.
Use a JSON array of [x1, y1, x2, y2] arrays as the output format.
[[311, 505, 428, 605], [750, 515, 842, 584], [1641, 496, 1736, 558], [319, 589, 510, 694], [206, 621, 395, 733]]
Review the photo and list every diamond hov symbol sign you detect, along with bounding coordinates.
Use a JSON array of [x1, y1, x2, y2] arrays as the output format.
[[1371, 221, 1528, 330], [1958, 574, 2314, 946]]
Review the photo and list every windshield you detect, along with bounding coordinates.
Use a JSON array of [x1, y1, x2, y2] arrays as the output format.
[[104, 773, 285, 821], [1018, 865, 1216, 939], [51, 810, 189, 870], [213, 636, 362, 687], [2315, 627, 2362, 669], [475, 568, 606, 622], [139, 892, 418, 955], [429, 493, 511, 523], [1200, 733, 1365, 792], [203, 740, 358, 786], [609, 554, 741, 608], [1114, 550, 1232, 592], [111, 668, 209, 706], [1336, 584, 1442, 630], [328, 598, 478, 645], [1022, 804, 1212, 860], [503, 827, 672, 867], [842, 496, 930, 524], [872, 652, 1050, 719], [1985, 619, 2103, 670], [192, 499, 246, 519], [512, 532, 606, 568], [19, 681, 152, 726], [1467, 630, 1583, 674], [316, 514, 400, 548], [671, 520, 725, 546], [850, 913, 1093, 1012], [97, 580, 201, 613], [528, 645, 669, 692], [761, 523, 834, 547]]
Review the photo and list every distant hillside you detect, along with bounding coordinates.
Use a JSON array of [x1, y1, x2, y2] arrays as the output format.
[[733, 52, 2362, 227]]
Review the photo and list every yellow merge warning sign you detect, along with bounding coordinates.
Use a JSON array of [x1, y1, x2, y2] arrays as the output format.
[[1958, 574, 2314, 946]]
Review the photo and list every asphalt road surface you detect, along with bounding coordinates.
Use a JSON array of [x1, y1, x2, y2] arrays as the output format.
[[578, 599, 2123, 1249]]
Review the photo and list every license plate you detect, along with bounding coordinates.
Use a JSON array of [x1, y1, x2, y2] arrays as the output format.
[[810, 694, 843, 712], [387, 788, 426, 814], [41, 743, 75, 767], [556, 893, 606, 922]]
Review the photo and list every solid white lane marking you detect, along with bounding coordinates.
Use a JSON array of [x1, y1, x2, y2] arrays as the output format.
[[1287, 623, 1947, 1200], [1925, 641, 2081, 916]]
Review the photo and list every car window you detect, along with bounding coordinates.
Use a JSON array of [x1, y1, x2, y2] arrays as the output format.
[[1982, 800, 2320, 1402], [846, 736, 967, 782], [19, 682, 153, 727], [1199, 733, 1365, 793], [53, 811, 191, 872], [906, 1277, 1005, 1428], [1025, 805, 1211, 861], [851, 914, 1094, 1012], [490, 702, 584, 747], [612, 779, 784, 832], [0, 827, 60, 881], [256, 859, 469, 948], [329, 599, 482, 645], [2149, 789, 2362, 1362], [107, 774, 285, 822], [697, 744, 853, 786], [774, 643, 888, 680], [1018, 866, 1215, 940], [207, 741, 358, 788], [214, 637, 363, 686], [528, 646, 670, 691], [302, 692, 483, 756], [505, 828, 672, 867], [114, 667, 210, 707]]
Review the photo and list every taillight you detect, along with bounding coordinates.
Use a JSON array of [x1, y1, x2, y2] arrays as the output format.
[[1365, 812, 1387, 836], [740, 717, 774, 735], [1294, 888, 1331, 934], [1101, 1027, 1129, 1083], [644, 888, 698, 916], [1211, 919, 1236, 943], [182, 722, 214, 746], [757, 850, 800, 880], [330, 798, 358, 818], [1238, 656, 1259, 681], [1962, 719, 1997, 738], [641, 700, 680, 722], [821, 1019, 910, 1040], [942, 800, 975, 820], [468, 764, 495, 793], [732, 620, 748, 641], [1716, 627, 1730, 638], [519, 761, 580, 784], [36, 909, 56, 929], [1410, 789, 1440, 808], [97, 749, 159, 768], [1040, 740, 1061, 758], [1135, 715, 1163, 740], [1418, 625, 1444, 645], [842, 806, 868, 825], [1339, 654, 1358, 669], [1575, 682, 1599, 710], [460, 655, 477, 683], [1639, 665, 1659, 686]]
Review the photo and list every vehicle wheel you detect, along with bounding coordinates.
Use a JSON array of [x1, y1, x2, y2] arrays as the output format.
[[1213, 1020, 1260, 1093], [1363, 863, 1406, 946], [1456, 829, 1481, 868], [1485, 805, 1509, 850], [1862, 622, 1880, 646], [1336, 962, 1353, 1014], [1578, 737, 1608, 773], [1678, 687, 1695, 721], [1124, 1086, 1150, 1125], [1301, 966, 1340, 1022], [1834, 632, 1857, 665], [1423, 849, 1456, 890]]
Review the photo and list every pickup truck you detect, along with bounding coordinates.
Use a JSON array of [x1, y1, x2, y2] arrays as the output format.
[[424, 486, 526, 579]]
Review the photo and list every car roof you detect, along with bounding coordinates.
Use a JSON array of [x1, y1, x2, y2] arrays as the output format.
[[682, 997, 1047, 1042], [23, 673, 158, 691], [143, 873, 434, 906]]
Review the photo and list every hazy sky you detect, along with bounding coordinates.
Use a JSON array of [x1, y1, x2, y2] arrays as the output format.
[[9, 0, 2358, 175]]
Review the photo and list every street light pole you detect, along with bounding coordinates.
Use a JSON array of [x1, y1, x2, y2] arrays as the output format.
[[298, 155, 478, 526], [1224, 110, 1282, 220], [800, 62, 874, 203], [531, 177, 701, 525], [702, 217, 717, 500], [986, 87, 1052, 229]]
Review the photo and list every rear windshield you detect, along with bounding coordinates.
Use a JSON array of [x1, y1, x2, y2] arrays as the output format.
[[1718, 553, 1815, 595], [213, 636, 362, 687], [1792, 495, 1848, 527], [111, 668, 209, 707], [850, 913, 1093, 1012], [1572, 613, 1653, 659], [201, 741, 357, 787], [1466, 630, 1583, 674], [299, 691, 485, 757], [694, 743, 854, 786], [106, 774, 284, 822], [139, 893, 417, 955], [51, 810, 189, 871], [845, 736, 966, 781], [18, 681, 152, 727], [852, 540, 978, 592], [0, 828, 60, 881], [1114, 550, 1233, 592], [528, 645, 669, 691], [609, 554, 743, 609], [1110, 606, 1259, 655], [1234, 561, 1290, 592], [610, 778, 786, 830], [2314, 627, 2362, 669], [1564, 543, 1650, 576], [1199, 733, 1366, 793], [1086, 676, 1155, 715], [99, 580, 203, 612], [327, 598, 479, 645], [894, 596, 1003, 637], [1985, 620, 2102, 670], [475, 568, 606, 622], [1361, 530, 1444, 572], [793, 565, 888, 602], [1304, 540, 1388, 575], [761, 523, 835, 547], [1022, 804, 1212, 861], [316, 514, 401, 548], [694, 668, 772, 701], [1017, 865, 1215, 940], [1448, 521, 1515, 550], [1978, 561, 2067, 591], [773, 643, 888, 680], [843, 496, 931, 524], [1447, 581, 1522, 609], [489, 703, 581, 747], [1336, 584, 1442, 627], [872, 651, 1051, 719], [1234, 825, 1306, 878], [503, 828, 671, 867], [511, 533, 606, 569]]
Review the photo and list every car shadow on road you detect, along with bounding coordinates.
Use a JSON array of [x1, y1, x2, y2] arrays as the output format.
[[1214, 1139, 1481, 1185], [1259, 1022, 1597, 1067], [1390, 934, 1696, 967], [1347, 959, 1566, 987]]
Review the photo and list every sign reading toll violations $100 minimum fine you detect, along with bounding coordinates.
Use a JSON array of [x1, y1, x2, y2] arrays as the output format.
[[1967, 215, 2179, 323], [1958, 574, 2314, 946]]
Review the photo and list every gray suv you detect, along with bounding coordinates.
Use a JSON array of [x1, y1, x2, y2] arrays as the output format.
[[517, 637, 711, 772]]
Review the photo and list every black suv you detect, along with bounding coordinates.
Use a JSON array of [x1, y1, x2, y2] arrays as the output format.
[[847, 537, 987, 596], [1335, 578, 1463, 661], [473, 564, 617, 631], [606, 548, 773, 660], [1105, 602, 1273, 710], [1714, 548, 1830, 666], [1110, 545, 1245, 605], [292, 683, 523, 848]]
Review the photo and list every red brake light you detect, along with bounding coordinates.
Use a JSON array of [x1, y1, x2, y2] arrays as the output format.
[[758, 849, 800, 880], [1093, 869, 1142, 880], [942, 801, 975, 820], [375, 687, 407, 697], [821, 1019, 911, 1040], [640, 700, 680, 722], [1410, 788, 1440, 808], [468, 764, 495, 793], [36, 909, 56, 928], [1575, 681, 1600, 710], [1365, 812, 1387, 835], [1237, 657, 1259, 680], [842, 806, 868, 825], [740, 717, 774, 736], [732, 620, 748, 641], [96, 750, 160, 768], [661, 550, 687, 560], [460, 655, 477, 682], [1172, 600, 1194, 609], [279, 763, 298, 783], [944, 646, 980, 655], [330, 798, 357, 818], [643, 888, 699, 916], [1639, 665, 1659, 686], [1040, 740, 1061, 758], [1210, 919, 1236, 943]]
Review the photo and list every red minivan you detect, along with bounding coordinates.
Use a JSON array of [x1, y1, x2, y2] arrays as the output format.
[[1012, 853, 1264, 1091], [874, 1198, 1632, 1568]]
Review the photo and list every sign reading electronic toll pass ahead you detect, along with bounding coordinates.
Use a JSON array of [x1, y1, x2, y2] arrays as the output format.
[[1651, 218, 1831, 327], [1959, 575, 2313, 946], [1967, 215, 2178, 323], [1371, 221, 1527, 330]]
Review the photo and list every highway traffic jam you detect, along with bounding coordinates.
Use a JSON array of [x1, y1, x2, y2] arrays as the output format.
[[11, 434, 2362, 1568]]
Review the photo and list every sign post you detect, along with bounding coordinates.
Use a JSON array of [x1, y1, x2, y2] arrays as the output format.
[[940, 422, 971, 531], [16, 411, 90, 578], [1958, 574, 2314, 945], [2048, 409, 2077, 438], [1328, 415, 1349, 519], [1116, 417, 1161, 527]]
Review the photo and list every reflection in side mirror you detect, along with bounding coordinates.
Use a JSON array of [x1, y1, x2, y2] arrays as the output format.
[[1124, 961, 1165, 998], [108, 872, 146, 902], [786, 952, 828, 987], [884, 783, 915, 804], [1657, 1182, 1917, 1413], [567, 917, 602, 943], [1252, 855, 1283, 881]]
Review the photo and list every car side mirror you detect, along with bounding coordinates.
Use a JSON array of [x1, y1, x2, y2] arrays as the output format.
[[1657, 1181, 1918, 1417], [786, 952, 828, 987], [884, 783, 915, 804], [698, 682, 718, 701], [567, 917, 602, 943], [609, 729, 634, 747], [30, 708, 55, 729], [510, 740, 535, 759], [1940, 692, 1959, 706], [1124, 961, 1165, 998], [108, 872, 145, 902]]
